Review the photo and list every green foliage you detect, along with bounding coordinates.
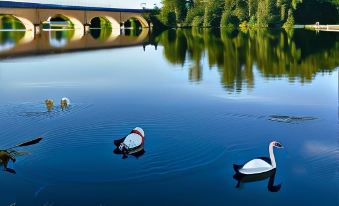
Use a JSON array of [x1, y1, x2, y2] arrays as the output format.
[[283, 9, 295, 30], [160, 5, 177, 28], [248, 16, 257, 28], [220, 10, 239, 30], [160, 0, 188, 27], [174, 0, 187, 23], [256, 1, 269, 27], [203, 0, 225, 27], [158, 0, 338, 28], [234, 0, 249, 22], [239, 21, 249, 32], [192, 16, 204, 27], [185, 2, 205, 26]]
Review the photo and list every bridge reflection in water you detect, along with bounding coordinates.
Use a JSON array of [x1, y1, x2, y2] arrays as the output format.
[[0, 28, 150, 58]]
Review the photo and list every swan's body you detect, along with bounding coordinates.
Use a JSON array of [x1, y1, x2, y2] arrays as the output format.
[[238, 157, 273, 174], [234, 141, 283, 175]]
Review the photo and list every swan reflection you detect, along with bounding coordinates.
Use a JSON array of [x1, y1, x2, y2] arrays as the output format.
[[233, 168, 282, 192]]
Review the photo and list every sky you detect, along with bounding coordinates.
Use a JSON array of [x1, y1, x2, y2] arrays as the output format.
[[7, 0, 162, 9]]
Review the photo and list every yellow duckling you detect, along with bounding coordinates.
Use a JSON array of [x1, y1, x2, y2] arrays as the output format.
[[45, 99, 54, 111]]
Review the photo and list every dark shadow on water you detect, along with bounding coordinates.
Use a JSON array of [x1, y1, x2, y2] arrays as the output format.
[[0, 160, 16, 174], [4, 168, 16, 174], [268, 115, 317, 123], [233, 169, 282, 192], [113, 148, 146, 159]]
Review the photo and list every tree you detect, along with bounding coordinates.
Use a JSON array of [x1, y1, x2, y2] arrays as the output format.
[[174, 0, 188, 23], [234, 0, 249, 21], [159, 0, 185, 27], [283, 9, 295, 29], [220, 9, 240, 29], [185, 0, 206, 26], [203, 0, 224, 27], [248, 0, 258, 17], [256, 1, 269, 27]]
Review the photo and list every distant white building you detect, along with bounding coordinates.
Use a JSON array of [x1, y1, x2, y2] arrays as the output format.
[[4, 0, 160, 9]]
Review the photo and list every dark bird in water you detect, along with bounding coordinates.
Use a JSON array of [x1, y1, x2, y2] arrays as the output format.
[[0, 150, 16, 171]]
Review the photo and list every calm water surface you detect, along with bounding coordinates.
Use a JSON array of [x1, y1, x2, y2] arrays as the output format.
[[0, 28, 338, 206]]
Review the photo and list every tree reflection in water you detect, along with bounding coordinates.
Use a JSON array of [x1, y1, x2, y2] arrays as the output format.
[[156, 29, 338, 92], [0, 15, 26, 52], [49, 30, 75, 48]]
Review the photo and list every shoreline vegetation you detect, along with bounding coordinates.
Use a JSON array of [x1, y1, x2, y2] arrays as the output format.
[[155, 29, 338, 91], [151, 0, 339, 31]]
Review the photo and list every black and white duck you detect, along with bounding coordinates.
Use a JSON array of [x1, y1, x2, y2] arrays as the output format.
[[113, 127, 145, 158]]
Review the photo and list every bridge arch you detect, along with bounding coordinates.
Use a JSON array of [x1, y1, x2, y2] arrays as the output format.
[[43, 14, 84, 39], [123, 17, 142, 29], [122, 14, 149, 28], [89, 16, 120, 29], [0, 14, 34, 31], [46, 14, 83, 30], [89, 16, 120, 39]]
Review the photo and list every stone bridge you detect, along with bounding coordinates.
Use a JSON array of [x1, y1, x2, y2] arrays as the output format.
[[0, 1, 150, 32]]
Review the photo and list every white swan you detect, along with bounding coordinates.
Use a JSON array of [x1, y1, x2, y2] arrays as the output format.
[[234, 141, 283, 175]]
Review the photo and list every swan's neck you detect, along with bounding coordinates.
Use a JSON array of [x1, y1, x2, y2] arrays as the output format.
[[269, 143, 276, 168]]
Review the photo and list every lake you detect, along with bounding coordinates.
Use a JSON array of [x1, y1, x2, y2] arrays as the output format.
[[0, 28, 338, 206]]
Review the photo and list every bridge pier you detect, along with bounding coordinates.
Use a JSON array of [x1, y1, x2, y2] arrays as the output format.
[[34, 24, 40, 36], [84, 24, 90, 34]]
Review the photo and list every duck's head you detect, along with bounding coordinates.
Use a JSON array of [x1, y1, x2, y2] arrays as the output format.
[[132, 127, 144, 138], [272, 141, 284, 149]]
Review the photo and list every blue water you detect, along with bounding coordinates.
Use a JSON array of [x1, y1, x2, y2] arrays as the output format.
[[0, 29, 338, 206]]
